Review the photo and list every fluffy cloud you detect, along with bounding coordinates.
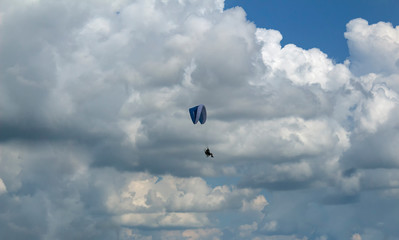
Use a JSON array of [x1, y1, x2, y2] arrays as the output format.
[[0, 178, 6, 195], [1, 0, 399, 239], [352, 233, 362, 240], [345, 18, 399, 76], [106, 174, 265, 228]]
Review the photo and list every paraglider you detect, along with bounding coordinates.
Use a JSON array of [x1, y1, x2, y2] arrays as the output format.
[[204, 147, 214, 158], [189, 104, 207, 124], [189, 104, 214, 158]]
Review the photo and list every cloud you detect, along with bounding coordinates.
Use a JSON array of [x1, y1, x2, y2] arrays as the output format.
[[182, 228, 223, 240], [252, 235, 308, 240], [239, 221, 258, 238], [106, 173, 264, 228], [345, 18, 399, 76], [1, 0, 399, 239], [352, 233, 362, 240], [0, 178, 6, 195]]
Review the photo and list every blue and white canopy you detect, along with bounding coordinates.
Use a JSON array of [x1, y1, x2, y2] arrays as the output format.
[[189, 104, 207, 124]]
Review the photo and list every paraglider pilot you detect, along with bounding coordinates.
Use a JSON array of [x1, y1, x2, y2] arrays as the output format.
[[204, 147, 214, 158]]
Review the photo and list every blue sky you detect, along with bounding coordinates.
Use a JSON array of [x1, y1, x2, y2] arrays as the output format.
[[225, 0, 399, 62], [1, 1, 399, 239]]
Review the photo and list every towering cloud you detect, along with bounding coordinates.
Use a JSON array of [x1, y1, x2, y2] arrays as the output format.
[[1, 0, 399, 239]]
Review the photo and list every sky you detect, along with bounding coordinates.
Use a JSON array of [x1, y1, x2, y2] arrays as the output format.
[[0, 0, 399, 240], [225, 0, 399, 63]]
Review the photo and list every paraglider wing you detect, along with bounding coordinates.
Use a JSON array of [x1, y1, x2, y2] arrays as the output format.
[[189, 104, 207, 124]]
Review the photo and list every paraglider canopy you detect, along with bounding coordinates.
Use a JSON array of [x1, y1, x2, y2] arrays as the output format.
[[189, 104, 207, 124]]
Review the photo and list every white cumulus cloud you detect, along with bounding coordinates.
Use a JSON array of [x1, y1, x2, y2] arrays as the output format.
[[1, 0, 399, 239]]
